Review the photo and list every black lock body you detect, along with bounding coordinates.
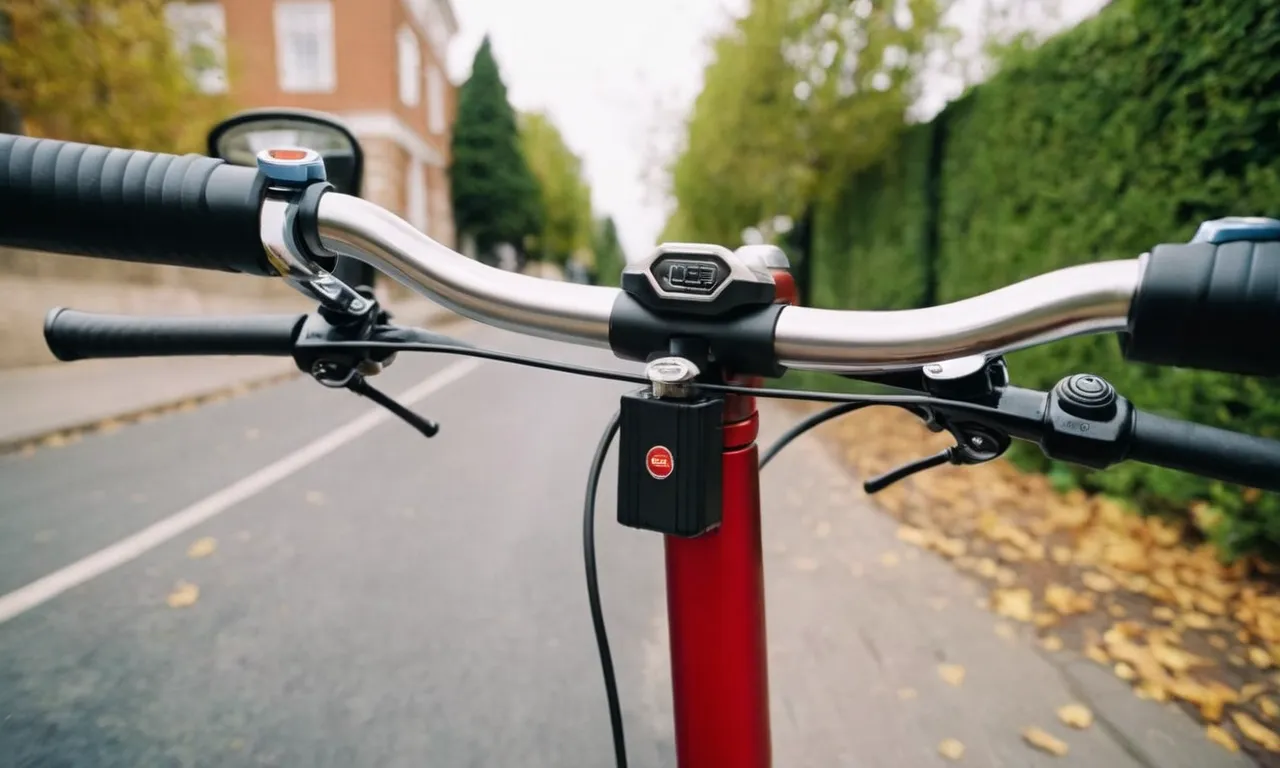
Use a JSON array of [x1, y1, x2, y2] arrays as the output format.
[[617, 389, 724, 538]]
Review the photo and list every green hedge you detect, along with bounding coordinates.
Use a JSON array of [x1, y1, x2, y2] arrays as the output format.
[[810, 123, 937, 311], [810, 0, 1280, 556]]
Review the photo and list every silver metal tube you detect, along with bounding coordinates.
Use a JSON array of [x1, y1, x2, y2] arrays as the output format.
[[314, 192, 1142, 371], [772, 259, 1141, 372], [315, 193, 618, 347]]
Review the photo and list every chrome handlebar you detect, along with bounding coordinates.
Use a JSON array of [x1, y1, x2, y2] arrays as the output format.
[[315, 192, 1139, 373]]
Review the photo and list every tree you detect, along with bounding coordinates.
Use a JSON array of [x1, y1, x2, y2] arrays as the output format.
[[0, 0, 231, 153], [518, 111, 594, 265], [664, 0, 949, 245], [449, 36, 542, 261], [590, 216, 627, 286]]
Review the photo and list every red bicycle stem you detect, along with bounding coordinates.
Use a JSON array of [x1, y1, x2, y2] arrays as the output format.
[[663, 269, 798, 767]]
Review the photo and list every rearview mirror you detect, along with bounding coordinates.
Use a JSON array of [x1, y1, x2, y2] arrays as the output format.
[[207, 108, 364, 196]]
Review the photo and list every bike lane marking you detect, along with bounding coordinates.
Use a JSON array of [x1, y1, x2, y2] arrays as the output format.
[[0, 358, 482, 625]]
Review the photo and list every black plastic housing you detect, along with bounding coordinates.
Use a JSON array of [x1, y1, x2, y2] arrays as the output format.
[[0, 135, 273, 275], [608, 293, 785, 378], [617, 389, 724, 538], [1124, 241, 1280, 376]]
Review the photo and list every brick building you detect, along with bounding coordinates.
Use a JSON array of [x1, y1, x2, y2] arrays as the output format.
[[166, 0, 459, 249]]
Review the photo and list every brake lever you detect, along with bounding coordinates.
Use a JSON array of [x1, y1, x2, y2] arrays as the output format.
[[864, 448, 956, 493], [347, 376, 440, 438], [863, 419, 1009, 494]]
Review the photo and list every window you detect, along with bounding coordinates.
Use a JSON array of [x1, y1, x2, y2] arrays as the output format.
[[407, 0, 451, 57], [407, 160, 429, 233], [426, 65, 446, 134], [396, 26, 421, 106], [274, 0, 336, 93], [165, 2, 227, 94]]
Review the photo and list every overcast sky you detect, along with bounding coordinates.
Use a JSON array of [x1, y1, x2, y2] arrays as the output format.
[[444, 0, 1107, 262]]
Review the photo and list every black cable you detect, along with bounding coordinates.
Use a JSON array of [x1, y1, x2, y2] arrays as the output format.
[[760, 402, 870, 468], [307, 339, 1003, 417], [585, 411, 627, 768], [310, 339, 1005, 435], [305, 340, 650, 386]]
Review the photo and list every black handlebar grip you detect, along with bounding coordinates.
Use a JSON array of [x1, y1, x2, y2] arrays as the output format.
[[44, 308, 306, 361], [0, 135, 275, 275], [1124, 240, 1280, 376], [1127, 410, 1280, 493]]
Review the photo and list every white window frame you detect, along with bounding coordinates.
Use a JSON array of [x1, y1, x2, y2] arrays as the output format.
[[426, 65, 446, 135], [407, 160, 429, 233], [165, 2, 228, 94], [396, 25, 421, 107], [274, 0, 336, 94]]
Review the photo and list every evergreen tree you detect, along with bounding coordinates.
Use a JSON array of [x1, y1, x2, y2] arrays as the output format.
[[449, 37, 542, 259], [590, 216, 627, 286]]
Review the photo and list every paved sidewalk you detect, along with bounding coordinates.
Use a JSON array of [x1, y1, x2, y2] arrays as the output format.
[[0, 301, 460, 449], [754, 407, 1252, 767]]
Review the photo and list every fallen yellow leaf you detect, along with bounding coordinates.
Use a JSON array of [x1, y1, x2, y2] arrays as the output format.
[[1208, 635, 1229, 650], [1207, 724, 1240, 753], [937, 538, 967, 558], [938, 739, 965, 761], [939, 664, 966, 687], [1022, 726, 1069, 756], [1082, 572, 1117, 593], [1151, 643, 1209, 673], [993, 588, 1035, 623], [1042, 635, 1064, 652], [995, 622, 1016, 640], [1051, 546, 1074, 564], [1114, 662, 1137, 681], [1198, 594, 1227, 616], [1057, 703, 1093, 729], [1108, 604, 1127, 618], [1045, 584, 1094, 616], [186, 537, 217, 559], [1183, 612, 1213, 630], [166, 581, 199, 608], [1241, 683, 1266, 702], [1252, 646, 1274, 669], [1151, 606, 1176, 622], [1085, 644, 1110, 665], [1232, 711, 1280, 751], [1261, 697, 1280, 719], [897, 526, 928, 547]]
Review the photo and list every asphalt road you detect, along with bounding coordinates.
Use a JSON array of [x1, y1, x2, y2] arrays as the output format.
[[0, 323, 1252, 768]]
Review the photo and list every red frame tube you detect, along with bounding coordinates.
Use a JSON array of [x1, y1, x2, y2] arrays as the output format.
[[663, 268, 796, 767], [664, 400, 771, 767]]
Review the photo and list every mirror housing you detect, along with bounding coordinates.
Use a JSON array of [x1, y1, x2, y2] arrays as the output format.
[[207, 107, 364, 197]]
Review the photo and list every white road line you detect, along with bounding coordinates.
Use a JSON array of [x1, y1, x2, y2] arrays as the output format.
[[0, 358, 483, 625]]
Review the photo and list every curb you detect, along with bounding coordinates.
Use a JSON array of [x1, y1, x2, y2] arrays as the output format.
[[0, 367, 304, 457]]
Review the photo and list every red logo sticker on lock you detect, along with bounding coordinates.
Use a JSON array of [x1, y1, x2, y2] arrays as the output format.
[[646, 445, 674, 479]]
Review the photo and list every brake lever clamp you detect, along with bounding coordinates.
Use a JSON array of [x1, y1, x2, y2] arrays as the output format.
[[861, 357, 1014, 494], [293, 300, 396, 386]]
